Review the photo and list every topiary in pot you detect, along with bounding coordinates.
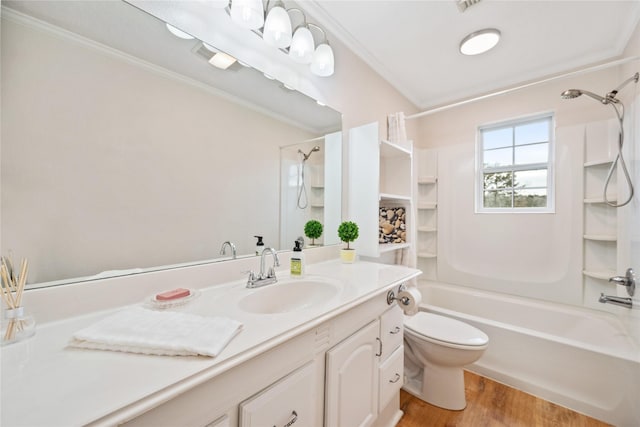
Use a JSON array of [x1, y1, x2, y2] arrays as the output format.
[[304, 220, 323, 246], [337, 221, 359, 263]]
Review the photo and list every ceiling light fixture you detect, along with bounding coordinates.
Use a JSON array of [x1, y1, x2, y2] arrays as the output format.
[[166, 23, 194, 40], [208, 52, 237, 69], [459, 28, 501, 55]]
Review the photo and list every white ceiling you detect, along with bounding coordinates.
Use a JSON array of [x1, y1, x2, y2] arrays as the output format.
[[303, 0, 640, 110]]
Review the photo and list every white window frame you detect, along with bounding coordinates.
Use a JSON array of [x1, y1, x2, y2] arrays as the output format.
[[475, 112, 555, 213]]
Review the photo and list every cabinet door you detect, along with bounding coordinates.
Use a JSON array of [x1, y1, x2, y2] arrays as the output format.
[[239, 362, 316, 427], [325, 320, 380, 427], [378, 345, 404, 410]]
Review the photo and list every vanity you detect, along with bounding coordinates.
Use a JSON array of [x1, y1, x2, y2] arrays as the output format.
[[1, 254, 420, 427]]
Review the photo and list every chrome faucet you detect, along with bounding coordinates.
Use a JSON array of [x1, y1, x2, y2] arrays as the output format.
[[599, 293, 633, 309], [220, 241, 237, 259], [246, 247, 280, 288]]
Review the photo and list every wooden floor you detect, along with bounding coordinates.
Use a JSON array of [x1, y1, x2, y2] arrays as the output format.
[[397, 371, 610, 427]]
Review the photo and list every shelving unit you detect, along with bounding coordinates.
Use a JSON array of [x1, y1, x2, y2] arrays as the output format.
[[348, 122, 414, 264], [415, 148, 438, 281], [582, 119, 619, 306]]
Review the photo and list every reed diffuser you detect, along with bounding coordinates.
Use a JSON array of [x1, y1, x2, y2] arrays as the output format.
[[1, 256, 35, 345]]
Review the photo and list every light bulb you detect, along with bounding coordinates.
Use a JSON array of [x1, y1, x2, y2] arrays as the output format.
[[310, 43, 334, 77], [289, 26, 314, 64], [230, 0, 264, 30], [263, 6, 292, 48]]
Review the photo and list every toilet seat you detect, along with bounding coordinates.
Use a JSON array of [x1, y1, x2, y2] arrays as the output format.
[[404, 312, 489, 348]]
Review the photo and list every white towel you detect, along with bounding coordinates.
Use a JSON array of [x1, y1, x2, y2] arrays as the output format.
[[70, 306, 243, 357]]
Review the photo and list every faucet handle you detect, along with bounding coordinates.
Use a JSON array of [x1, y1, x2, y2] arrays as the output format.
[[244, 270, 257, 283], [609, 268, 635, 297]]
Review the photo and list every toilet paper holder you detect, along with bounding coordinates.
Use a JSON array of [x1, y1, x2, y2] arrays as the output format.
[[387, 283, 409, 306]]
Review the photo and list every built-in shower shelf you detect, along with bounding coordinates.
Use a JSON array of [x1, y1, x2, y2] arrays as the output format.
[[584, 196, 617, 204], [583, 270, 616, 280], [418, 176, 437, 184], [418, 226, 437, 233], [583, 234, 617, 242], [584, 159, 614, 167], [417, 252, 437, 259], [417, 202, 437, 210]]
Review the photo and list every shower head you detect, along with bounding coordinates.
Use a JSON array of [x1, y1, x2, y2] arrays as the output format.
[[299, 146, 321, 161], [560, 89, 609, 104]]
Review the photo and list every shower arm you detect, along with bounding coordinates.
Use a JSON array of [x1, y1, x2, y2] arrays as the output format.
[[608, 72, 639, 98]]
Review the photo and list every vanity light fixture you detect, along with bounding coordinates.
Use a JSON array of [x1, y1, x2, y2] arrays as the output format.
[[230, 0, 264, 30], [228, 1, 336, 77], [208, 52, 237, 69], [263, 1, 292, 48], [166, 23, 194, 40], [459, 28, 501, 55]]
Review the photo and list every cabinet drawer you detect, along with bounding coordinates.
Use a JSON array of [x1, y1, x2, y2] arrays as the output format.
[[380, 305, 404, 360], [239, 362, 316, 427], [378, 345, 404, 410]]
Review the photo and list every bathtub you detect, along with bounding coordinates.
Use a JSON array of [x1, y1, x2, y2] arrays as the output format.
[[417, 281, 640, 426]]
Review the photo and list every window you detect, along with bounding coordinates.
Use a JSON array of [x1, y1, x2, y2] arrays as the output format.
[[477, 113, 554, 212]]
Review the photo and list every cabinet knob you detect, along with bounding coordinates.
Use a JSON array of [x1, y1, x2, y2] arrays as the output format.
[[389, 373, 401, 384], [390, 326, 401, 335]]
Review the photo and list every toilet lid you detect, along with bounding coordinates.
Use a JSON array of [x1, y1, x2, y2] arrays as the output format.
[[404, 312, 489, 347]]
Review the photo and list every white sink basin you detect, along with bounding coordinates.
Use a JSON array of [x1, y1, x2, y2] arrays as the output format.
[[238, 277, 342, 314]]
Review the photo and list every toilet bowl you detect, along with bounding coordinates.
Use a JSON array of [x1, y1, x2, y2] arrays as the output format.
[[403, 312, 489, 410]]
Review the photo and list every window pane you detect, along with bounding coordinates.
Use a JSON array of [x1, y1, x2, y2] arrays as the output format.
[[514, 169, 547, 188], [484, 172, 513, 190], [514, 189, 547, 207], [484, 147, 512, 167], [484, 190, 512, 208], [483, 127, 512, 150], [515, 119, 550, 145], [514, 142, 548, 165]]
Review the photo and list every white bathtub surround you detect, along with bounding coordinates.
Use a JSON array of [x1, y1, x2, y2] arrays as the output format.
[[418, 281, 640, 426], [1, 256, 420, 426]]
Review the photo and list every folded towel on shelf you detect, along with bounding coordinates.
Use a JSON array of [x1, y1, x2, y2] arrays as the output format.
[[70, 306, 243, 357]]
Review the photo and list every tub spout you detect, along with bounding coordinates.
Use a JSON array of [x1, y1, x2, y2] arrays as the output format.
[[599, 293, 633, 308]]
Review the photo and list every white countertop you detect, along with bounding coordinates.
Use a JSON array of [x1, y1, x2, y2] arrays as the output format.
[[1, 260, 420, 426]]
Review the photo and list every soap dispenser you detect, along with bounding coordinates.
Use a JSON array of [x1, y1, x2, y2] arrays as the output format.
[[290, 240, 304, 277], [254, 235, 264, 256]]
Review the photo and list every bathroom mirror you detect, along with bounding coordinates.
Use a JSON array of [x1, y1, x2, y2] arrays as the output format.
[[1, 0, 342, 287]]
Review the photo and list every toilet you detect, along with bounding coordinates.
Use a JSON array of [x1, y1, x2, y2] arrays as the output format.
[[402, 312, 489, 410]]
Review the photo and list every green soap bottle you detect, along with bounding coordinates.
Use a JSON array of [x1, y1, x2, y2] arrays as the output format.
[[290, 240, 304, 277]]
